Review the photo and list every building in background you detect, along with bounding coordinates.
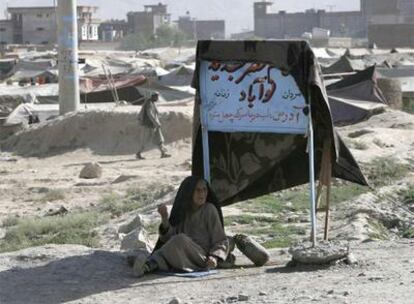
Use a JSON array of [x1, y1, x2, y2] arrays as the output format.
[[0, 19, 13, 46], [254, 0, 414, 47], [99, 20, 128, 42], [127, 3, 171, 36], [177, 12, 225, 40], [1, 6, 100, 45], [254, 1, 366, 39], [363, 0, 414, 47], [77, 6, 100, 42]]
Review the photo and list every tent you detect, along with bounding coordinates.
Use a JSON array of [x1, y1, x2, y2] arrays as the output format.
[[327, 65, 388, 103], [191, 40, 367, 208], [322, 55, 366, 75], [327, 65, 388, 125]]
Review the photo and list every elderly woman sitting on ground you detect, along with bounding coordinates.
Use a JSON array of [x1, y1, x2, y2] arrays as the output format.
[[133, 176, 231, 277]]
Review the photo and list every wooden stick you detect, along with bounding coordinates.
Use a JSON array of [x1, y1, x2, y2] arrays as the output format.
[[324, 176, 332, 240], [315, 181, 323, 211]]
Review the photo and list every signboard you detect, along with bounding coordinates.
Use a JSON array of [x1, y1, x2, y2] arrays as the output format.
[[200, 60, 309, 134], [198, 57, 317, 245]]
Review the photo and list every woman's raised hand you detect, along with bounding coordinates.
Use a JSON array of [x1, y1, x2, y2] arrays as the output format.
[[157, 203, 169, 220]]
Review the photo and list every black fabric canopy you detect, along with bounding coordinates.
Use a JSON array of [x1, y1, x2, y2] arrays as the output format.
[[191, 40, 368, 206]]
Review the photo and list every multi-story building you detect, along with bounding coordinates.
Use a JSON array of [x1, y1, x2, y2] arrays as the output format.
[[0, 20, 13, 45], [363, 0, 414, 47], [254, 0, 414, 47], [99, 20, 128, 42], [1, 6, 100, 45], [127, 3, 171, 36], [254, 1, 366, 39], [77, 6, 100, 42], [177, 14, 225, 40]]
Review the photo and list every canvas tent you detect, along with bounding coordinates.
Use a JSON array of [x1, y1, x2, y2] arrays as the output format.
[[327, 65, 388, 125], [158, 64, 195, 87], [322, 55, 366, 75], [191, 40, 367, 207]]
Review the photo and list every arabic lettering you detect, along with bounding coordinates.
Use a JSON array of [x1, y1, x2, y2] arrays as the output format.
[[214, 88, 230, 99], [209, 107, 302, 124], [234, 63, 266, 84], [238, 66, 277, 108], [211, 75, 220, 81], [282, 89, 302, 101]]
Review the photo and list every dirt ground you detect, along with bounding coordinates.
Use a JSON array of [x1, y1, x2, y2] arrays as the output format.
[[0, 106, 413, 304], [0, 241, 413, 304]]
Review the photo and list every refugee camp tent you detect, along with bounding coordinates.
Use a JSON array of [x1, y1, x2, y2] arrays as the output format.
[[79, 74, 146, 103], [322, 55, 366, 75], [135, 79, 195, 102], [0, 94, 31, 122], [158, 64, 195, 87], [192, 40, 367, 207], [7, 58, 58, 83], [0, 59, 17, 79], [327, 65, 388, 103], [326, 65, 388, 126]]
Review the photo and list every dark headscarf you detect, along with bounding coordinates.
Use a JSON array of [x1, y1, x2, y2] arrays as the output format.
[[152, 176, 224, 252], [169, 176, 224, 227]]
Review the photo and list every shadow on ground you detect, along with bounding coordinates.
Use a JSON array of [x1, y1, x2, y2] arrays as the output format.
[[0, 251, 164, 304]]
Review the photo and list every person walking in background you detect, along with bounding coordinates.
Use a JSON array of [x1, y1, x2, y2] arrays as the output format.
[[136, 93, 171, 159]]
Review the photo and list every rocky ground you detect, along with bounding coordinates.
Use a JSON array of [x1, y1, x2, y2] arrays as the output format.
[[0, 106, 413, 304]]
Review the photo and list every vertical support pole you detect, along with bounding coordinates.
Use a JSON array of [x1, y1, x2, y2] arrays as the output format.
[[199, 94, 211, 183], [315, 181, 324, 210], [308, 104, 317, 247], [199, 60, 210, 183], [324, 178, 332, 240], [57, 0, 80, 115], [201, 123, 211, 183]]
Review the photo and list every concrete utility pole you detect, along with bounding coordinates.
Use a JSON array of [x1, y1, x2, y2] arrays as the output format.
[[57, 0, 80, 115]]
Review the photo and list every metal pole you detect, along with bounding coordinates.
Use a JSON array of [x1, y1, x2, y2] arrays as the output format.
[[57, 0, 80, 115], [308, 105, 317, 247], [199, 61, 211, 183], [200, 104, 211, 183]]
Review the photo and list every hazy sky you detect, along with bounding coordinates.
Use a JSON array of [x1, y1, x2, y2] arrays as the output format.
[[1, 0, 361, 34]]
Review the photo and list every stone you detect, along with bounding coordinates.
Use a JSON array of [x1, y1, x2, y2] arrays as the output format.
[[345, 253, 358, 265], [120, 227, 153, 252], [238, 294, 249, 301], [45, 206, 69, 217], [289, 241, 349, 265], [225, 296, 238, 303], [112, 175, 137, 184], [118, 215, 144, 234], [79, 162, 102, 179], [168, 297, 181, 304], [259, 291, 267, 296]]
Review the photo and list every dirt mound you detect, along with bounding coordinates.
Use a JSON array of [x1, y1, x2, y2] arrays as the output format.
[[0, 105, 193, 156]]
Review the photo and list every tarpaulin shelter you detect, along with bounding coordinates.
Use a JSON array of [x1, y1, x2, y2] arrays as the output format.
[[322, 55, 366, 75], [79, 74, 146, 103], [327, 65, 388, 125], [0, 59, 17, 79], [191, 40, 367, 211], [158, 64, 195, 87]]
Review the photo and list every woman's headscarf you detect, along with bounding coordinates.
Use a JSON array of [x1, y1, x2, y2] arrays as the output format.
[[169, 176, 224, 227], [152, 176, 223, 252]]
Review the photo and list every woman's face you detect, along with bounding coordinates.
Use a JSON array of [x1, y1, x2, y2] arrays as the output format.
[[192, 180, 208, 208]]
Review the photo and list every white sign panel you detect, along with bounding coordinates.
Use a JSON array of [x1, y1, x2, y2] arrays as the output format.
[[200, 60, 309, 134]]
